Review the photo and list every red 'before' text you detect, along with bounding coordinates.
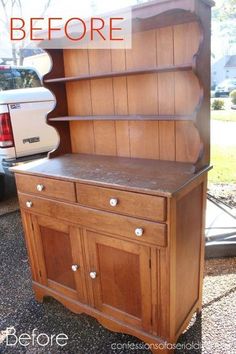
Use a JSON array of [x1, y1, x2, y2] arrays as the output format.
[[10, 17, 125, 42]]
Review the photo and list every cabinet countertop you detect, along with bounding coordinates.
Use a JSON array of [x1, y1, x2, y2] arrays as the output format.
[[12, 153, 211, 197]]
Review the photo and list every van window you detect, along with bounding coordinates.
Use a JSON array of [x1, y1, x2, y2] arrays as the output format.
[[12, 68, 42, 89], [0, 70, 14, 91], [0, 68, 42, 91]]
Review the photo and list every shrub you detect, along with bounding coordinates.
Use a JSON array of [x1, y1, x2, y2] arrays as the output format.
[[230, 90, 236, 105], [211, 99, 225, 110]]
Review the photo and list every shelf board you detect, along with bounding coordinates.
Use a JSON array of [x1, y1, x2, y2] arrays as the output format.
[[44, 64, 192, 84], [49, 114, 195, 122]]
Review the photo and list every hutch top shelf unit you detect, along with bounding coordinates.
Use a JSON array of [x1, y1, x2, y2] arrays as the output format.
[[43, 0, 213, 172]]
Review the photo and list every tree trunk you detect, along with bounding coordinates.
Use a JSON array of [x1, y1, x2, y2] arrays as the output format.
[[12, 43, 17, 65], [19, 49, 24, 65]]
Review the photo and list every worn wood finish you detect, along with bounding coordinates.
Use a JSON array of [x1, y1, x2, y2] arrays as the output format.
[[13, 1, 212, 352], [13, 154, 211, 197]]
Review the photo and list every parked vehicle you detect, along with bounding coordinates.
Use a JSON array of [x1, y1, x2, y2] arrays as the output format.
[[215, 78, 236, 97], [0, 65, 58, 199]]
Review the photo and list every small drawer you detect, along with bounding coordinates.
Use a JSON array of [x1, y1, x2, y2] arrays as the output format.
[[15, 174, 76, 202], [76, 183, 166, 222]]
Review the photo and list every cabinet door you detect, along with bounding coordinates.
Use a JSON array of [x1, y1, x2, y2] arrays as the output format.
[[22, 212, 86, 303], [85, 230, 152, 331]]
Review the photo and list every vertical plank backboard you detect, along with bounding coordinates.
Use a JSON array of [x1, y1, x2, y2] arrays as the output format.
[[158, 72, 175, 115], [93, 121, 117, 155], [174, 71, 200, 115], [70, 121, 95, 154], [63, 50, 90, 76], [64, 50, 95, 154], [129, 121, 159, 159], [111, 50, 130, 157], [66, 81, 92, 116], [157, 26, 175, 160], [176, 121, 201, 163], [126, 30, 159, 159], [65, 49, 91, 116], [156, 26, 174, 66], [89, 49, 117, 155], [127, 74, 158, 115], [159, 121, 175, 161], [63, 21, 202, 163], [126, 30, 157, 69], [174, 22, 201, 65]]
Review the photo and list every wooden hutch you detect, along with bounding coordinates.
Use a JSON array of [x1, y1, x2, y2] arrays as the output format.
[[13, 0, 213, 352]]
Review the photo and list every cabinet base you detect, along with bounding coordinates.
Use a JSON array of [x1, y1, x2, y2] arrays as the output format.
[[33, 282, 174, 354]]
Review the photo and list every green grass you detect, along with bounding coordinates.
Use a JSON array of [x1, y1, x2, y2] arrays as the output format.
[[209, 144, 236, 184], [211, 110, 236, 122]]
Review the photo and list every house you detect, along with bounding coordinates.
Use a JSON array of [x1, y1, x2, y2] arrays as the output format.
[[212, 55, 236, 87], [0, 47, 14, 65], [23, 52, 50, 76]]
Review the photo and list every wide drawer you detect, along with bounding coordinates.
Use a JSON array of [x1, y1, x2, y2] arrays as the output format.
[[18, 193, 167, 247], [15, 174, 76, 202], [76, 183, 166, 222]]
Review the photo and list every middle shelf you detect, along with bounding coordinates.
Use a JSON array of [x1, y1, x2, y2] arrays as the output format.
[[44, 63, 193, 84], [48, 114, 196, 122]]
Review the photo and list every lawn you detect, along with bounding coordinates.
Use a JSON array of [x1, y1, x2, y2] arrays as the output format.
[[209, 144, 236, 184], [211, 109, 236, 122]]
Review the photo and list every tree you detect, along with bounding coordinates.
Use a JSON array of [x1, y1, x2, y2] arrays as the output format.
[[221, 0, 236, 19], [0, 0, 51, 65], [212, 0, 236, 56], [212, 0, 236, 21]]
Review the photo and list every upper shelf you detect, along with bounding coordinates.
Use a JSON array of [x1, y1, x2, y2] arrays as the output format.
[[44, 63, 192, 84]]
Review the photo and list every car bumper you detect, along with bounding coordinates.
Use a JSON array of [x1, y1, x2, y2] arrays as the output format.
[[2, 152, 48, 176]]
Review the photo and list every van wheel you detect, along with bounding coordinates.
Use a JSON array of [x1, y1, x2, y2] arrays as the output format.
[[0, 174, 5, 200]]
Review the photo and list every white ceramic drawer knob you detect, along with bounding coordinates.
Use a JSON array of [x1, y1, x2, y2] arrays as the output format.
[[135, 228, 144, 237], [110, 198, 118, 207], [26, 201, 33, 208], [71, 264, 79, 272], [36, 184, 44, 192], [89, 271, 97, 279]]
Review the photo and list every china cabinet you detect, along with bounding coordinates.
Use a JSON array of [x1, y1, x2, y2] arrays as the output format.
[[13, 0, 213, 352]]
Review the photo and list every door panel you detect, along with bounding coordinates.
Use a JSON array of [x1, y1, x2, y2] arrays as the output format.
[[40, 226, 76, 290], [29, 214, 86, 303], [98, 243, 142, 318], [85, 230, 152, 331]]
